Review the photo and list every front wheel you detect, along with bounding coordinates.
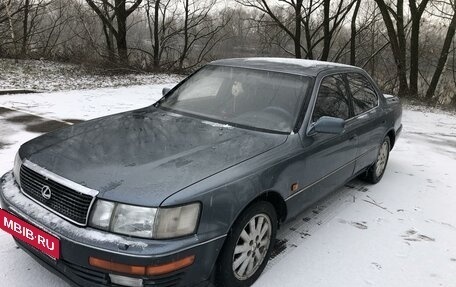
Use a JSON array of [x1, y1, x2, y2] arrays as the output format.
[[216, 201, 277, 287], [362, 136, 391, 184]]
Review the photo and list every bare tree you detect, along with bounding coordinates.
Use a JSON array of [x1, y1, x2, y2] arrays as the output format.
[[350, 0, 361, 65], [3, 0, 19, 59], [145, 0, 160, 68], [425, 1, 456, 101], [20, 0, 29, 55], [409, 0, 430, 98], [237, 0, 355, 60], [374, 0, 410, 97], [85, 0, 143, 62], [177, 0, 229, 70], [320, 0, 357, 60], [236, 0, 305, 58], [100, 0, 116, 60], [142, 0, 179, 69]]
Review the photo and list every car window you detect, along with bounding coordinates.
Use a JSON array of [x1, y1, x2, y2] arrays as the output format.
[[347, 73, 378, 115], [159, 65, 311, 133], [312, 74, 350, 122], [177, 71, 224, 101]]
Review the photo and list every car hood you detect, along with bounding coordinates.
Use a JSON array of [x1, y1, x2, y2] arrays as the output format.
[[20, 107, 287, 206]]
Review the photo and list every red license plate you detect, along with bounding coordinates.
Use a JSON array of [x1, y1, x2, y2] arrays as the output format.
[[0, 209, 60, 259]]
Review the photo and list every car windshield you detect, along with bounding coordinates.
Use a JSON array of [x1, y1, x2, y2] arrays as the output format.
[[158, 65, 311, 133]]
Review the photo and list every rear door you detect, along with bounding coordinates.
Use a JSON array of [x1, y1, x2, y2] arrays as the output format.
[[345, 73, 384, 174]]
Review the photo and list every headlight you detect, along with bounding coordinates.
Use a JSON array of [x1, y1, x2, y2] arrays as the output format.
[[89, 200, 200, 239], [111, 204, 156, 238], [89, 200, 116, 230], [154, 203, 200, 239], [13, 151, 22, 185]]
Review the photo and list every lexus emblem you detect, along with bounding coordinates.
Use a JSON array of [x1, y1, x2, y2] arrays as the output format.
[[41, 185, 52, 200]]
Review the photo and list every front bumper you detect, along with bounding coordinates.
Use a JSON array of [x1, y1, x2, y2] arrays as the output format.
[[0, 172, 224, 287]]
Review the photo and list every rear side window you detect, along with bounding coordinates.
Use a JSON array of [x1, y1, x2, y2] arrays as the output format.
[[312, 74, 350, 122], [347, 73, 378, 115]]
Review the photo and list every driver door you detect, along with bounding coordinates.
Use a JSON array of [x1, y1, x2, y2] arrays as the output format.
[[286, 73, 358, 218]]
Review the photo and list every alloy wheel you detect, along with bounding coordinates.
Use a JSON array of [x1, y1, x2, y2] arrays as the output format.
[[232, 213, 272, 280], [375, 141, 389, 177]]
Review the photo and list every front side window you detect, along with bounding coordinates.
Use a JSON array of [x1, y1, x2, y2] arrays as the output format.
[[158, 65, 311, 133], [312, 74, 350, 122], [347, 73, 378, 115]]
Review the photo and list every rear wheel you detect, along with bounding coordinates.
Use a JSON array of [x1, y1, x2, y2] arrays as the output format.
[[216, 201, 277, 287], [362, 136, 390, 184]]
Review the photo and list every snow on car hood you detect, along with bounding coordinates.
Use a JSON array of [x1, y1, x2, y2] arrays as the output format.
[[19, 107, 287, 206]]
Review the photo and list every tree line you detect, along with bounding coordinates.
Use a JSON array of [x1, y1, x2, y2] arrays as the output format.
[[1, 0, 456, 107]]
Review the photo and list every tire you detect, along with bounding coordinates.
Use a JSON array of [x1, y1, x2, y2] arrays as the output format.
[[215, 201, 278, 287], [362, 136, 391, 184]]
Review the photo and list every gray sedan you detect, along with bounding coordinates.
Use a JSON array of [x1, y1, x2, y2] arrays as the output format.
[[0, 58, 402, 287]]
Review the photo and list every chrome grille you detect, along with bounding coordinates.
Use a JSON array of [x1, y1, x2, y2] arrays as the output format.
[[20, 164, 95, 225]]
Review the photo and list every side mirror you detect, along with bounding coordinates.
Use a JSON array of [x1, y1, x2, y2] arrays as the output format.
[[310, 116, 345, 135], [162, 87, 171, 96]]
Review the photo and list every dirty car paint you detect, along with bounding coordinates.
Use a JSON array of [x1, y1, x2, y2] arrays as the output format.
[[19, 107, 287, 206]]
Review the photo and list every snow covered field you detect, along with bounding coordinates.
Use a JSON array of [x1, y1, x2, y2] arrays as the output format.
[[0, 85, 455, 287], [0, 58, 184, 92]]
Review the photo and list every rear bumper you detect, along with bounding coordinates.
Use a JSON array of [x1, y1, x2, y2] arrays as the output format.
[[0, 172, 224, 287]]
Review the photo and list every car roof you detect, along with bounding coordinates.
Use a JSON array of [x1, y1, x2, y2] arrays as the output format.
[[209, 57, 360, 77]]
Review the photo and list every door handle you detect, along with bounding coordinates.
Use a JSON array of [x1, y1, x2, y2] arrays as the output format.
[[349, 135, 357, 141]]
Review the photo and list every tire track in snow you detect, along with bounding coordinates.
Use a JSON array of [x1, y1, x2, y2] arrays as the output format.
[[267, 179, 370, 270]]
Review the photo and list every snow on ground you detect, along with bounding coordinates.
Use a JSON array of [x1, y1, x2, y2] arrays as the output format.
[[257, 109, 456, 287], [0, 84, 173, 121], [0, 85, 456, 287], [0, 58, 184, 91]]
